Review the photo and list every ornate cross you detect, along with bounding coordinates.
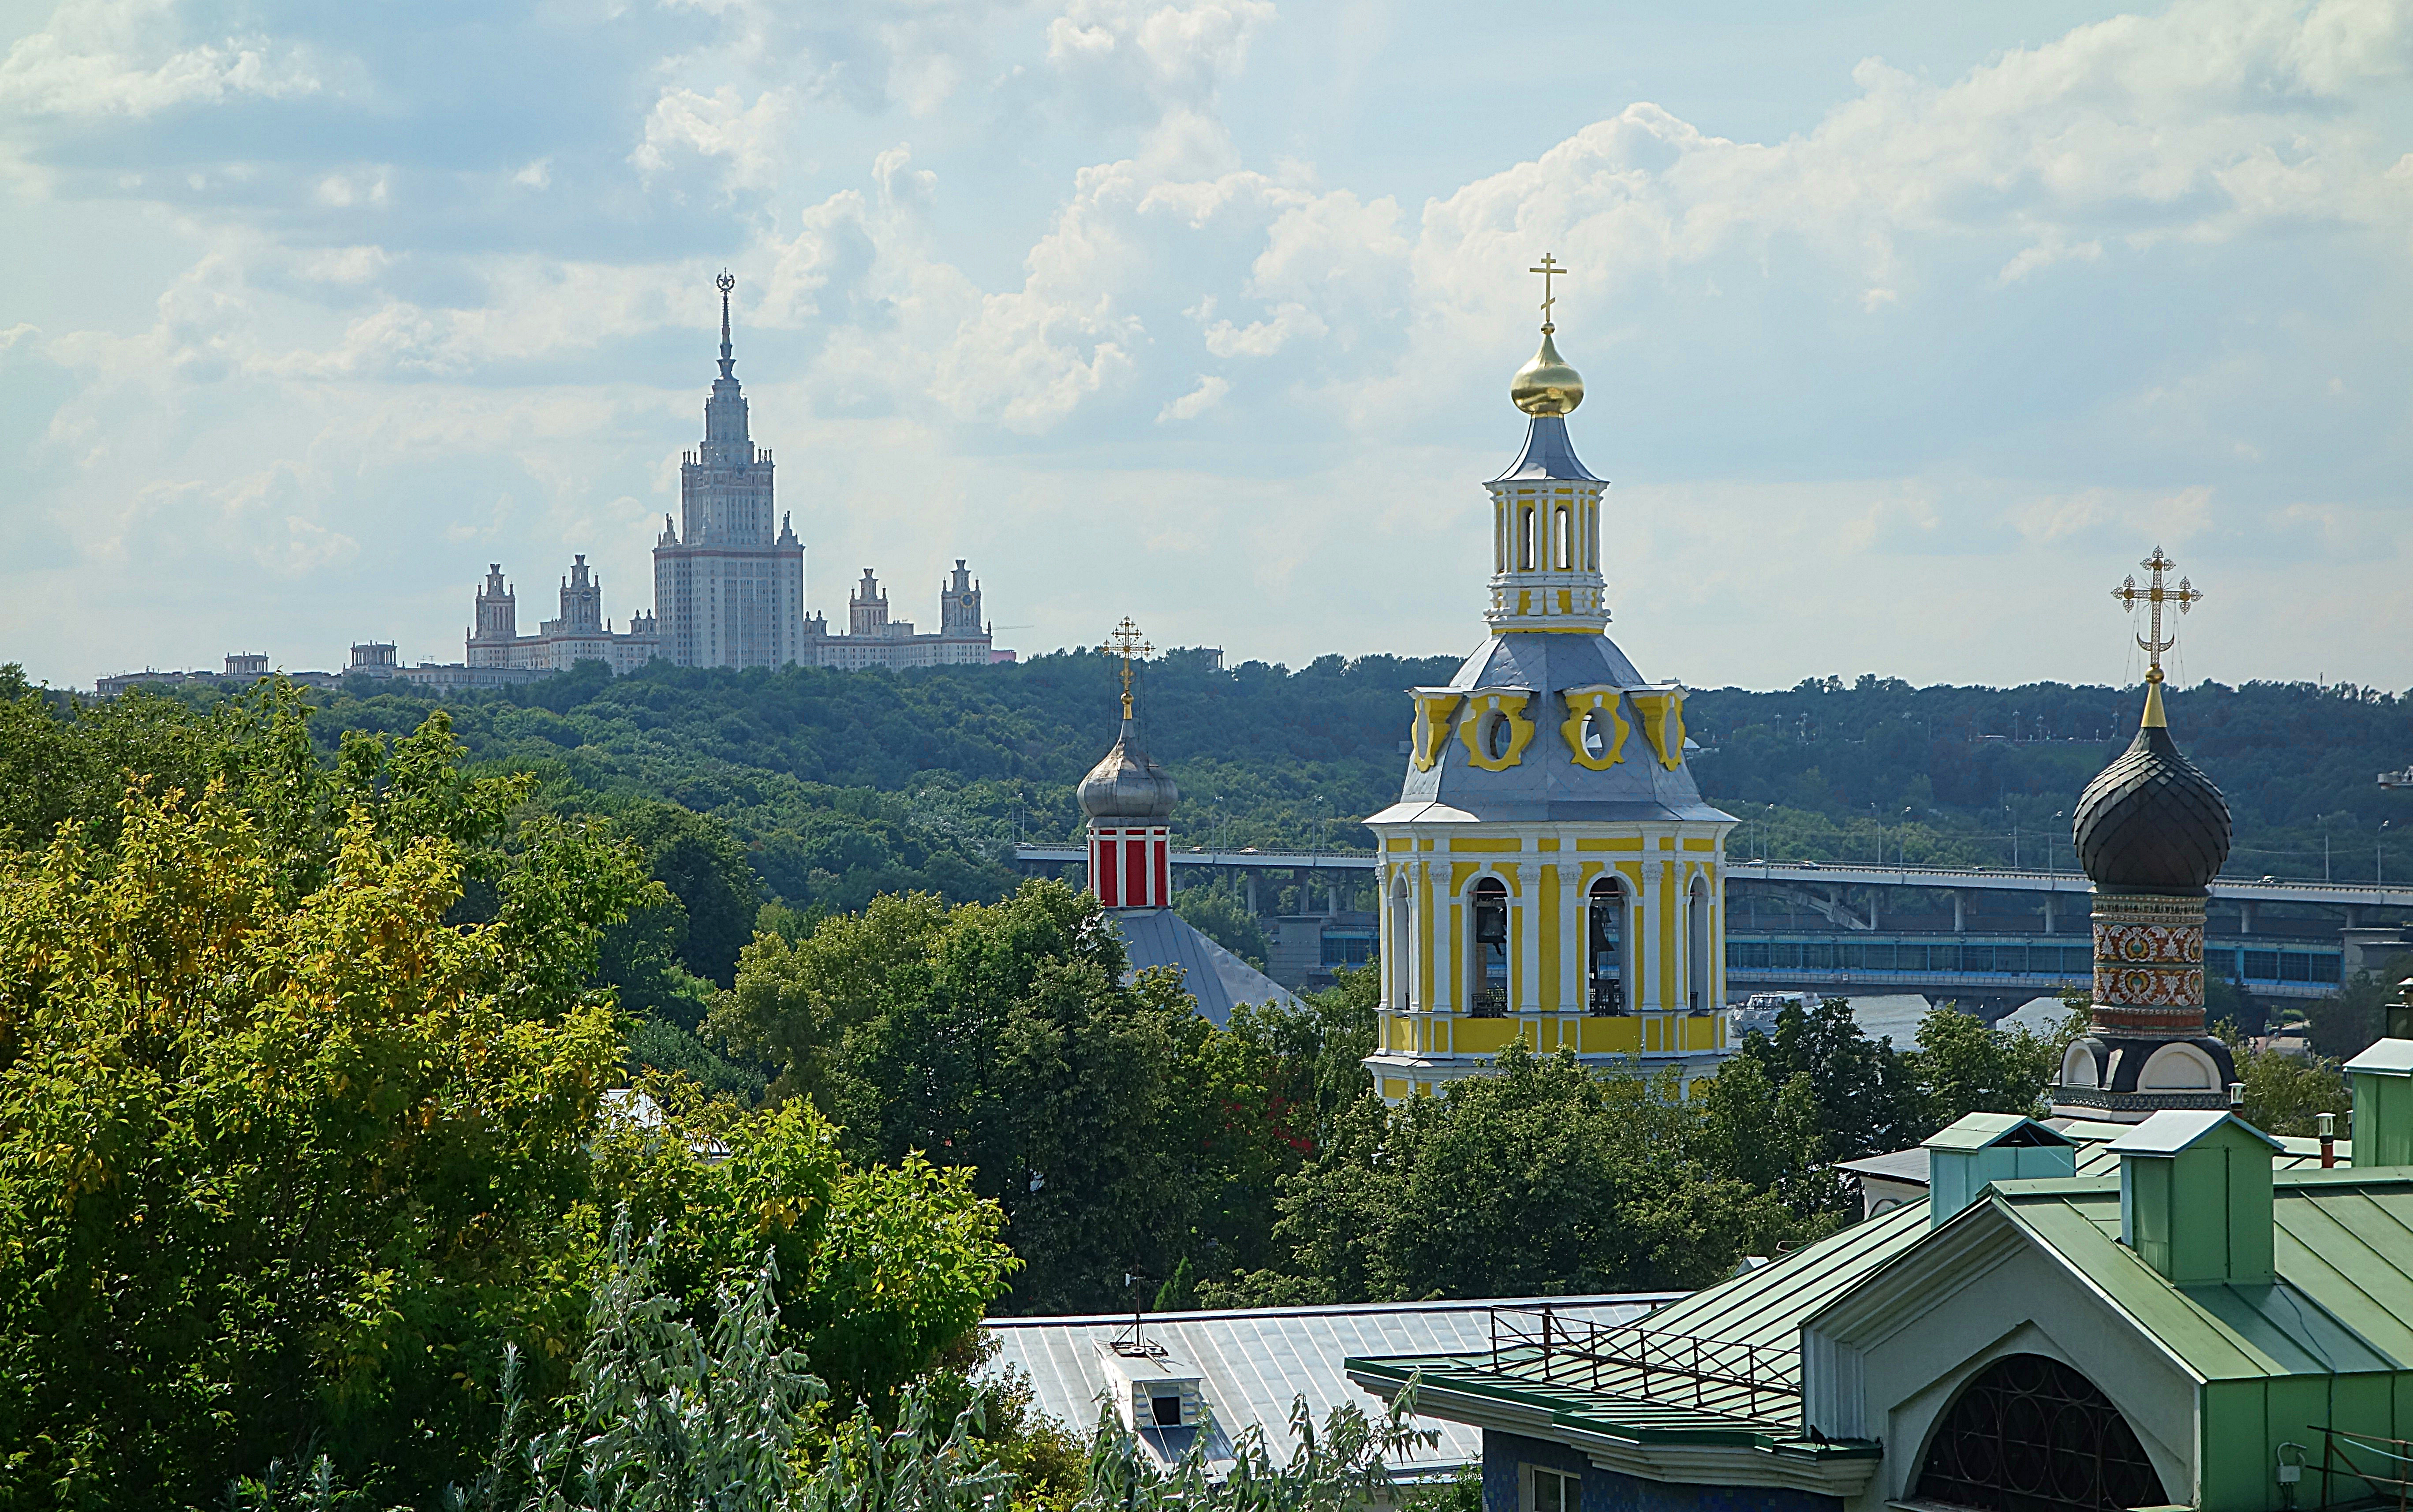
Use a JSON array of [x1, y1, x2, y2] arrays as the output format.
[[1100, 617, 1153, 717], [1528, 253, 1568, 332], [2111, 545, 2202, 683]]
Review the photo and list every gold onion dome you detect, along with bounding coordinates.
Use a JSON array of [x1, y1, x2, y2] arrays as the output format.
[[1511, 329, 1584, 417]]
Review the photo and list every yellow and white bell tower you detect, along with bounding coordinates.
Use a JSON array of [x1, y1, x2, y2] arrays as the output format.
[[1363, 257, 1737, 1100]]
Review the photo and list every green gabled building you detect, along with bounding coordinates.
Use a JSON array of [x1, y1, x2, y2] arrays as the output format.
[[1348, 662, 2413, 1512], [1349, 1082, 2413, 1512]]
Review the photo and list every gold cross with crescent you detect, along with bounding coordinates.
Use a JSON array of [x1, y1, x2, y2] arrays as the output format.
[[1100, 617, 1154, 717], [2111, 545, 2202, 683], [1528, 253, 1568, 333]]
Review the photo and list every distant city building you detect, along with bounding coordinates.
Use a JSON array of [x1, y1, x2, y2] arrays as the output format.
[[800, 562, 1005, 671], [650, 273, 1002, 673], [98, 274, 1010, 692], [464, 556, 660, 675], [650, 273, 804, 670], [97, 653, 291, 697]]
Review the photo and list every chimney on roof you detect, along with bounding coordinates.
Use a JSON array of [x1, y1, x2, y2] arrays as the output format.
[[1923, 1113, 2078, 1229], [2109, 1110, 2282, 1285]]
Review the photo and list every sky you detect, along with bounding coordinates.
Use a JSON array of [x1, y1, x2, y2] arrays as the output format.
[[2, 0, 2409, 694]]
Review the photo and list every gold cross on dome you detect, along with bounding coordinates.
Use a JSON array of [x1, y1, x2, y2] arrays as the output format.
[[1528, 253, 1569, 333], [2111, 545, 2203, 683], [1099, 617, 1154, 717]]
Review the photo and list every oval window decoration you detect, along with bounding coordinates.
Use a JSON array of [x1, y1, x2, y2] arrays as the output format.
[[1483, 711, 1513, 762]]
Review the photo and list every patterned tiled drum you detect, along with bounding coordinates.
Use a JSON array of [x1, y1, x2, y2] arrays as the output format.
[[2092, 892, 2206, 1018]]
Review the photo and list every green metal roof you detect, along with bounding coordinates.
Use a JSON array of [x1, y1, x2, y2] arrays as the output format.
[[1986, 1169, 2413, 1380], [1924, 1112, 2074, 1152], [2344, 1038, 2413, 1075], [2106, 1109, 2285, 1155], [1347, 1136, 2411, 1462]]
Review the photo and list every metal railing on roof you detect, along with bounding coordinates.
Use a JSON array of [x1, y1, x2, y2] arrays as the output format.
[[1488, 1305, 1800, 1427]]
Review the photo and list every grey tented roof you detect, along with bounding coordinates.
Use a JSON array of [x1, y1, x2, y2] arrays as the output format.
[[982, 1294, 1674, 1478], [1109, 908, 1296, 1027], [1375, 632, 1735, 826]]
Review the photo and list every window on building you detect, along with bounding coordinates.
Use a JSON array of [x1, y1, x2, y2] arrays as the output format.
[[1388, 879, 1412, 1009], [1150, 1392, 1182, 1427], [1587, 876, 1625, 1015], [1915, 1353, 2166, 1512], [1469, 879, 1509, 1017], [1527, 1466, 1578, 1512]]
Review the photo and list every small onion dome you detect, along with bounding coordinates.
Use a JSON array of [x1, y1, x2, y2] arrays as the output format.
[[2072, 681, 2231, 895], [1511, 329, 1584, 417], [1078, 717, 1179, 821]]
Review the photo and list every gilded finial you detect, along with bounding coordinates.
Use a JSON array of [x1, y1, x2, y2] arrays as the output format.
[[1512, 253, 1584, 416], [1099, 617, 1154, 719], [2112, 545, 2202, 726]]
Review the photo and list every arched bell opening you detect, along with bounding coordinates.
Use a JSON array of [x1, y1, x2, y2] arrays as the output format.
[[1687, 874, 1713, 1015], [1914, 1353, 2167, 1512], [1468, 877, 1509, 1018], [1586, 875, 1627, 1016]]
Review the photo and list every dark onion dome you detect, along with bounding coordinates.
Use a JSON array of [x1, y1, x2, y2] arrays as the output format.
[[2071, 681, 2230, 895], [1078, 717, 1179, 821]]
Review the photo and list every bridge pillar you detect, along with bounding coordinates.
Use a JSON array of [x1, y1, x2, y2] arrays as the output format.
[[2042, 891, 2054, 935], [1245, 873, 1259, 915], [1953, 892, 1966, 933], [2240, 899, 2256, 935]]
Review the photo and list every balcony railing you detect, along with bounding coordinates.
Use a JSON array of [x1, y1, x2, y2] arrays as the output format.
[[1488, 1305, 1799, 1427]]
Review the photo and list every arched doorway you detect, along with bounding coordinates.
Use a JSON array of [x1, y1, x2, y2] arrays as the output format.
[[1915, 1354, 2167, 1512], [1586, 876, 1625, 1015], [1468, 877, 1509, 1017]]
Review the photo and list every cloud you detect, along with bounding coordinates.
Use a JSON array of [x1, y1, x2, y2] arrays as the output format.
[[2, 0, 2409, 688], [0, 0, 325, 116], [1156, 373, 1226, 421], [631, 85, 797, 194]]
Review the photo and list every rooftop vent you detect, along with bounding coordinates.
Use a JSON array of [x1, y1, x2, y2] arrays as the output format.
[[1923, 1113, 2077, 1229], [2344, 1036, 2413, 1169], [1094, 1332, 1204, 1432], [2109, 1110, 2282, 1285]]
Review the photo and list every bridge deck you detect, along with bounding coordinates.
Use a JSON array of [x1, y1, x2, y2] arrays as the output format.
[[1014, 846, 2411, 907]]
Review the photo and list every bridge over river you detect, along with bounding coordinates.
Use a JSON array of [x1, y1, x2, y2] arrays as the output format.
[[1013, 846, 2413, 1008]]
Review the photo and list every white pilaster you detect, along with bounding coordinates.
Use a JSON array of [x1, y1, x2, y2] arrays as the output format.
[[1557, 861, 1582, 1015], [1516, 861, 1542, 1014], [1640, 857, 1665, 1012]]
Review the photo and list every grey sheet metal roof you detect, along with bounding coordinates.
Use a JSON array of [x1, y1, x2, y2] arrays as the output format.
[[1834, 1146, 1931, 1185], [1487, 414, 1602, 483], [1108, 908, 1296, 1027], [982, 1294, 1674, 1477], [1381, 632, 1735, 827]]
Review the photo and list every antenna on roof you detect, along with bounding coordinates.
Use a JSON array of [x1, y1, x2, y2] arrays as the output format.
[[1112, 1272, 1162, 1357]]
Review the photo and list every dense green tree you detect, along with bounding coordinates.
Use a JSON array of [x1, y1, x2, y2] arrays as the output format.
[[603, 799, 762, 986], [1907, 1005, 2057, 1130], [1209, 1046, 1808, 1306], [0, 687, 1019, 1506], [2306, 956, 2410, 1060], [2215, 1032, 2354, 1139], [1727, 998, 1924, 1162], [0, 772, 645, 1504], [714, 881, 1300, 1314]]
